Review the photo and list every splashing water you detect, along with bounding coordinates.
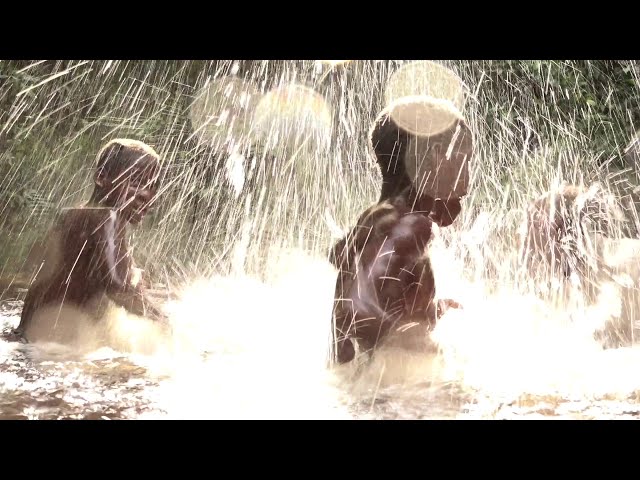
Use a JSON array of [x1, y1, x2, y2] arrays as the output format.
[[3, 60, 640, 419], [130, 248, 351, 419]]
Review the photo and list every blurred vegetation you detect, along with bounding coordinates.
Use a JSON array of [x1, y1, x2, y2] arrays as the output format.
[[475, 60, 640, 161], [1, 60, 640, 283]]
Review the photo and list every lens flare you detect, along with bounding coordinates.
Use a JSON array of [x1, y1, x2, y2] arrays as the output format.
[[3, 60, 640, 419], [385, 61, 467, 136], [252, 83, 332, 158], [189, 76, 262, 150]]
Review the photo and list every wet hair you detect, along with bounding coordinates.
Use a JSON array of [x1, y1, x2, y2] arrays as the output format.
[[95, 138, 160, 182]]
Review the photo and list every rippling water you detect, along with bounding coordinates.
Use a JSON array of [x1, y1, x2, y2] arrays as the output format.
[[3, 248, 640, 420]]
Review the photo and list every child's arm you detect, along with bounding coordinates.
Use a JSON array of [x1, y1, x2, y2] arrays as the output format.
[[107, 274, 170, 325], [95, 214, 170, 325], [328, 202, 399, 268]]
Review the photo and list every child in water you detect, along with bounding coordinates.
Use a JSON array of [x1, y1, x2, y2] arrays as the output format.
[[330, 98, 473, 364], [16, 139, 169, 343]]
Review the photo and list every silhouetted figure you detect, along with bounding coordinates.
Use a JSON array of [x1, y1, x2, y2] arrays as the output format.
[[330, 101, 473, 364], [15, 139, 169, 343], [519, 182, 638, 349]]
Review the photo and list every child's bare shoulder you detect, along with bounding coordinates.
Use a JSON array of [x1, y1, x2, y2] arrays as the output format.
[[357, 201, 401, 234], [60, 206, 114, 226], [56, 206, 118, 241]]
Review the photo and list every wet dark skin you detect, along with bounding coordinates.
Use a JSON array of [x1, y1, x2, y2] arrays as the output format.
[[15, 142, 169, 341], [330, 112, 471, 364]]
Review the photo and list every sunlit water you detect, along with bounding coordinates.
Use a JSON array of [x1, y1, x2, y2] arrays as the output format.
[[3, 239, 640, 420], [3, 60, 640, 419]]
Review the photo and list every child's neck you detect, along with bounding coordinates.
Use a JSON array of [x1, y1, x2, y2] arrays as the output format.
[[87, 191, 129, 232], [88, 189, 119, 210], [379, 173, 412, 202]]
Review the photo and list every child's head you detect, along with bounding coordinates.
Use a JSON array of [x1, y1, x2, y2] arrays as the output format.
[[92, 139, 161, 224], [369, 98, 473, 205]]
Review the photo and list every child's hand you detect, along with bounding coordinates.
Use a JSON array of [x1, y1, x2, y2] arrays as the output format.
[[130, 267, 144, 288], [144, 300, 171, 324], [436, 298, 463, 318]]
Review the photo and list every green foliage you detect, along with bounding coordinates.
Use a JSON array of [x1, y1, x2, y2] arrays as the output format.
[[467, 60, 640, 164], [2, 60, 640, 279]]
